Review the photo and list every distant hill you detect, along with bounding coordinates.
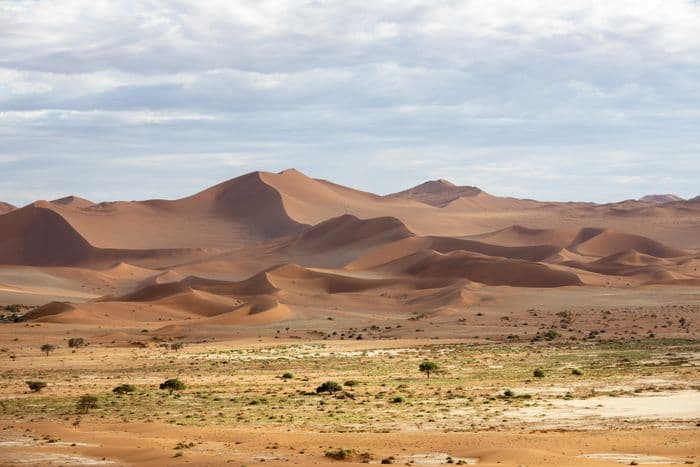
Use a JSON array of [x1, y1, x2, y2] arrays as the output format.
[[639, 194, 684, 203]]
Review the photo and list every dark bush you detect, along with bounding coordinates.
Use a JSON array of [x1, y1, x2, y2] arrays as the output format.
[[160, 379, 185, 394], [112, 384, 137, 395], [26, 381, 47, 392], [68, 337, 85, 348], [316, 381, 342, 394], [76, 395, 98, 414]]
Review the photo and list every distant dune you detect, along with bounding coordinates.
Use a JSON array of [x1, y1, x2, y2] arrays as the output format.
[[639, 194, 684, 203], [0, 168, 697, 327], [0, 202, 15, 214]]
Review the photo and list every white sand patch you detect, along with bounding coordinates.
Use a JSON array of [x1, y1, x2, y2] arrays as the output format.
[[505, 390, 700, 427], [397, 452, 478, 465], [581, 453, 677, 464]]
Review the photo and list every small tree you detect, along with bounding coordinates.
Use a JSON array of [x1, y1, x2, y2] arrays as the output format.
[[68, 337, 85, 348], [170, 342, 184, 352], [26, 381, 47, 392], [160, 378, 185, 394], [419, 360, 438, 379], [76, 395, 98, 414], [40, 344, 56, 356], [316, 381, 342, 394], [112, 384, 137, 395]]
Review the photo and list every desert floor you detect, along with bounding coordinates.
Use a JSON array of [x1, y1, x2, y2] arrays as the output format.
[[1, 327, 698, 466]]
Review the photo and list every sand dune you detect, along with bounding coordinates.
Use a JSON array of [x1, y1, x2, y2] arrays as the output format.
[[204, 296, 291, 325], [386, 179, 482, 207], [362, 249, 582, 287], [280, 214, 414, 267], [639, 194, 684, 203], [0, 204, 206, 267], [0, 204, 96, 266], [347, 236, 563, 272], [50, 195, 94, 209], [2, 168, 699, 328], [569, 228, 689, 258], [593, 249, 664, 266], [22, 301, 77, 321], [0, 202, 15, 215], [468, 225, 581, 247]]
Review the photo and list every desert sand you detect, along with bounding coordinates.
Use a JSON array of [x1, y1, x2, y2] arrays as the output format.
[[0, 169, 698, 466]]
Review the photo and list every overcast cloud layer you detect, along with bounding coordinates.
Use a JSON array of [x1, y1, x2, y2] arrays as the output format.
[[1, 0, 699, 205]]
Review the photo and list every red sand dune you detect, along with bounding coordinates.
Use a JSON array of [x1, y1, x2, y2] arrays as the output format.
[[1, 168, 699, 327], [0, 204, 205, 267], [0, 202, 15, 215], [280, 214, 415, 267], [360, 249, 582, 288], [639, 194, 684, 203], [568, 228, 689, 258], [387, 179, 482, 207], [50, 195, 94, 209]]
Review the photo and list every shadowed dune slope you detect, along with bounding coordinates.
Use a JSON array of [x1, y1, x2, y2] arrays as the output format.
[[467, 225, 582, 247], [280, 214, 415, 267], [347, 236, 562, 271], [177, 170, 309, 238], [0, 202, 15, 214], [363, 249, 582, 287], [0, 205, 96, 265], [568, 228, 689, 258], [22, 301, 77, 321], [0, 204, 205, 267], [470, 225, 691, 258]]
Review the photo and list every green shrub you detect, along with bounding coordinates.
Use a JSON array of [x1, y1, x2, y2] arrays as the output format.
[[503, 389, 515, 398], [324, 449, 371, 462], [543, 329, 560, 340], [112, 384, 137, 395], [419, 360, 438, 378], [281, 372, 294, 379], [40, 344, 56, 356], [390, 396, 404, 403], [533, 369, 545, 378], [571, 368, 583, 376], [160, 378, 186, 394], [76, 395, 98, 414], [343, 380, 359, 387], [325, 448, 355, 460]]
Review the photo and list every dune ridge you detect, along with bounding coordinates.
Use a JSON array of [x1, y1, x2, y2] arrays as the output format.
[[2, 168, 699, 328]]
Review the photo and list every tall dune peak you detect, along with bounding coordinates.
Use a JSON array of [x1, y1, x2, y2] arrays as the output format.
[[387, 179, 483, 207], [51, 195, 95, 209]]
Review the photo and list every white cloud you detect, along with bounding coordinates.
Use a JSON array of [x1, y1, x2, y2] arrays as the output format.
[[0, 1, 699, 204]]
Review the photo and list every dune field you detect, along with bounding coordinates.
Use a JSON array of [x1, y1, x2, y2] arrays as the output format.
[[0, 169, 698, 466]]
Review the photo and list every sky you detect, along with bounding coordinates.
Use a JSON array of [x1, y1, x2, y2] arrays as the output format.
[[1, 0, 699, 205]]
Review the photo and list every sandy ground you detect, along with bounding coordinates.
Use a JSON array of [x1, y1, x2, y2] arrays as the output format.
[[1, 336, 698, 466]]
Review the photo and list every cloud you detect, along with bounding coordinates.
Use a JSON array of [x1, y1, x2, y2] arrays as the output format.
[[0, 0, 699, 205]]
